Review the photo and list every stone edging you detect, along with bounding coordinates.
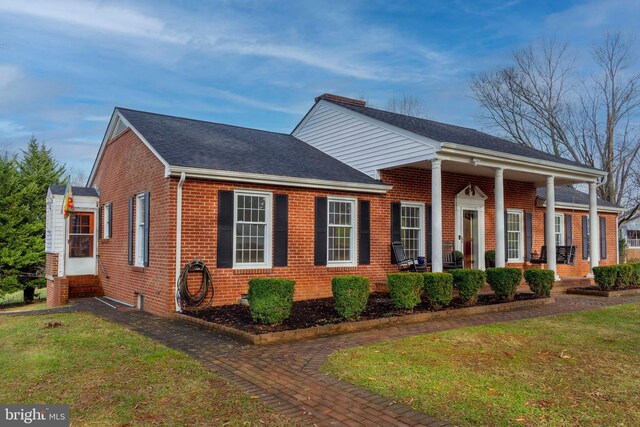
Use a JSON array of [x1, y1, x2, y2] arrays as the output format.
[[174, 296, 556, 345], [566, 287, 640, 297]]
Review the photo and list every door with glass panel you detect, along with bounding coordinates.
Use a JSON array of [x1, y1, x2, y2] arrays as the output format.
[[66, 211, 97, 275], [462, 209, 479, 268]]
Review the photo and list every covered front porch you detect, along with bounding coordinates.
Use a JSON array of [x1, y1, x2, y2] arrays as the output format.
[[381, 145, 610, 279]]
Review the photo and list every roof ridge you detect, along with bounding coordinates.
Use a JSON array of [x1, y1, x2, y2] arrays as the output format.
[[116, 107, 292, 137]]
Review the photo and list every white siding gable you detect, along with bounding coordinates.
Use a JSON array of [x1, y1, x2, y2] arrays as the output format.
[[293, 101, 439, 178]]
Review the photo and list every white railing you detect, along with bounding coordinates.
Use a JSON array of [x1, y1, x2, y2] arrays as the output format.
[[628, 238, 640, 248]]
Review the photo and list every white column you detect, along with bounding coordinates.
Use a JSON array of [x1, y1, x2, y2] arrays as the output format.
[[495, 168, 505, 268], [431, 159, 443, 272], [589, 182, 599, 275], [545, 176, 557, 279]]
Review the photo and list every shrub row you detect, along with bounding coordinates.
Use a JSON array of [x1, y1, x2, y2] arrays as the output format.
[[593, 263, 640, 291]]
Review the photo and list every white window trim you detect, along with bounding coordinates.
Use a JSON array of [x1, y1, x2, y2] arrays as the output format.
[[400, 201, 425, 258], [232, 189, 272, 269], [327, 196, 358, 267], [134, 194, 145, 267], [554, 213, 565, 246], [103, 203, 112, 239], [507, 209, 524, 263]]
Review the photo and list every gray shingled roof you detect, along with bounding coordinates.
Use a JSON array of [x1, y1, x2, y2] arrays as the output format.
[[326, 100, 598, 170], [49, 185, 99, 197], [117, 108, 383, 186], [536, 186, 621, 209]]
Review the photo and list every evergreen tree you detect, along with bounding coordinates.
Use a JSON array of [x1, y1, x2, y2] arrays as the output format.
[[0, 138, 65, 294]]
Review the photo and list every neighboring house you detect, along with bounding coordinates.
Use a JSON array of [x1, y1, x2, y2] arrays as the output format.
[[622, 215, 640, 260], [45, 94, 624, 314]]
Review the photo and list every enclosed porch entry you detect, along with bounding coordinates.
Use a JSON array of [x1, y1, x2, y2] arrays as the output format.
[[45, 185, 104, 307]]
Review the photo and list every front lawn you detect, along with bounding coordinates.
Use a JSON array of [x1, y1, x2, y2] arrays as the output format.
[[323, 302, 640, 426], [0, 287, 46, 306], [0, 312, 291, 426]]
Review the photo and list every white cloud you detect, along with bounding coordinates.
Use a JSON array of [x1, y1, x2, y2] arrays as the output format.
[[0, 120, 29, 137]]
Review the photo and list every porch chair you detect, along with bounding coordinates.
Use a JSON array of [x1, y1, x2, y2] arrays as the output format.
[[530, 246, 547, 264], [442, 241, 463, 270], [557, 245, 576, 266], [391, 241, 428, 272]]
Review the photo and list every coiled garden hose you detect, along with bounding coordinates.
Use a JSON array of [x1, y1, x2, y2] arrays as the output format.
[[177, 259, 214, 310]]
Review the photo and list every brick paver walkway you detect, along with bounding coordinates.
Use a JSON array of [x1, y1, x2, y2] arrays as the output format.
[[75, 294, 640, 426]]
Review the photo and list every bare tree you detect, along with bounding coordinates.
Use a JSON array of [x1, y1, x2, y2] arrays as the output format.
[[386, 94, 428, 118], [471, 33, 640, 225]]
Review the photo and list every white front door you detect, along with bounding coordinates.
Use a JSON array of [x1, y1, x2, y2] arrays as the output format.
[[455, 185, 486, 270], [66, 211, 97, 275]]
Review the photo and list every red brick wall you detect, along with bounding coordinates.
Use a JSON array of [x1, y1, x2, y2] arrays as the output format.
[[92, 129, 620, 314], [93, 129, 175, 315], [531, 208, 618, 276], [45, 252, 58, 278]]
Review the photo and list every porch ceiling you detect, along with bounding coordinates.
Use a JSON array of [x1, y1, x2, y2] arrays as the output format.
[[393, 159, 589, 187]]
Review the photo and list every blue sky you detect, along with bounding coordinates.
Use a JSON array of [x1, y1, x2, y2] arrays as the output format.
[[0, 0, 638, 179]]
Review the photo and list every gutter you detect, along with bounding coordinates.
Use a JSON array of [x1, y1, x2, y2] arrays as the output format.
[[168, 166, 392, 194], [174, 172, 186, 311]]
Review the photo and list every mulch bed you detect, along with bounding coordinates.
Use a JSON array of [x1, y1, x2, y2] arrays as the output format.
[[183, 292, 541, 334]]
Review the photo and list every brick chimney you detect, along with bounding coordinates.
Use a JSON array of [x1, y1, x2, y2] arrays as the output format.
[[315, 93, 366, 107]]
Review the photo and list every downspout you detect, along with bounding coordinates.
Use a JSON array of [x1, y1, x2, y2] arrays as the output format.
[[174, 172, 186, 311]]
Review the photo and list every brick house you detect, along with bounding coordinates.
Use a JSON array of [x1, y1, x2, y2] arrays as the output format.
[[45, 94, 624, 314]]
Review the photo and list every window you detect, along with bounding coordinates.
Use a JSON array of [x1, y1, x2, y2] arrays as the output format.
[[554, 214, 564, 246], [327, 198, 357, 265], [401, 202, 424, 259], [234, 191, 271, 268], [69, 212, 94, 258], [103, 203, 112, 239], [507, 210, 523, 262], [628, 230, 640, 248], [135, 194, 146, 266]]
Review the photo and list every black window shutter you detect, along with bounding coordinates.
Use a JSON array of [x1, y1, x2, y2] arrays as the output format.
[[128, 197, 133, 265], [525, 212, 533, 261], [98, 204, 102, 241], [273, 194, 288, 267], [582, 216, 588, 260], [314, 197, 327, 266], [390, 202, 401, 263], [565, 214, 572, 246], [217, 190, 234, 268], [504, 211, 509, 262], [426, 205, 432, 263], [600, 217, 607, 260], [359, 200, 370, 265], [143, 192, 150, 267], [108, 203, 113, 238]]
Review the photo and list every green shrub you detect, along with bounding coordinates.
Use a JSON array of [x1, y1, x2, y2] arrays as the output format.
[[592, 266, 618, 291], [523, 269, 555, 297], [486, 268, 522, 301], [332, 276, 370, 319], [451, 269, 486, 305], [423, 273, 453, 309], [628, 262, 640, 286], [387, 273, 423, 310], [0, 275, 21, 296], [247, 278, 295, 325], [615, 264, 633, 289]]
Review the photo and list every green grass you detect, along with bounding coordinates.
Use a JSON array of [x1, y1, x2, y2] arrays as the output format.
[[0, 312, 292, 426], [0, 301, 50, 313], [0, 288, 46, 306], [323, 302, 640, 426]]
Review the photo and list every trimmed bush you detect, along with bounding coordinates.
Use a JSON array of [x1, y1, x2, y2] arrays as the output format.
[[486, 267, 522, 301], [523, 269, 555, 297], [247, 278, 295, 325], [617, 264, 633, 289], [332, 275, 370, 319], [592, 266, 618, 291], [387, 273, 423, 310], [628, 262, 640, 286], [451, 269, 486, 305], [423, 273, 453, 309]]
